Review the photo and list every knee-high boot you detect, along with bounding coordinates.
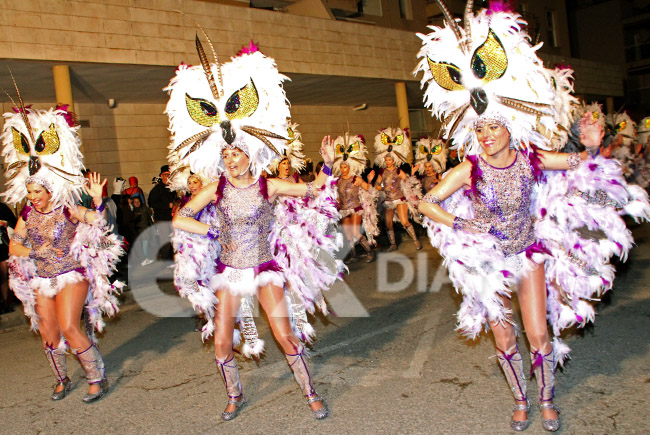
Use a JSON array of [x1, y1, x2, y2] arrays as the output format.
[[44, 344, 71, 400], [216, 354, 245, 421], [405, 224, 421, 250], [387, 230, 397, 251], [75, 342, 108, 403], [497, 345, 530, 431], [285, 344, 328, 419], [531, 348, 560, 432], [358, 235, 375, 262]]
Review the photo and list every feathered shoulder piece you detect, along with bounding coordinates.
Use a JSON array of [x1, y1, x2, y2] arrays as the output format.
[[165, 37, 290, 181], [606, 111, 636, 146], [373, 126, 411, 168], [415, 1, 556, 156], [333, 132, 367, 176], [415, 137, 448, 174], [2, 104, 85, 208]]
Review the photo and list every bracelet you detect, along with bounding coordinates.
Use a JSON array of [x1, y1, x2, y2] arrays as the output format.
[[179, 206, 195, 218], [304, 182, 315, 200], [95, 202, 105, 213], [206, 224, 219, 240], [28, 249, 37, 260], [567, 152, 581, 170], [422, 192, 442, 205], [10, 233, 25, 243], [83, 208, 91, 224], [321, 164, 332, 176]]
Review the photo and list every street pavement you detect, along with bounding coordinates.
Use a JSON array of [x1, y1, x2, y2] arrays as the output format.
[[0, 224, 649, 434]]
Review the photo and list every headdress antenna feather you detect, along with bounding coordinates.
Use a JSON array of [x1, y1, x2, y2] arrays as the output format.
[[435, 0, 465, 53], [8, 68, 35, 144], [195, 34, 220, 101], [463, 1, 474, 51], [197, 25, 224, 98]]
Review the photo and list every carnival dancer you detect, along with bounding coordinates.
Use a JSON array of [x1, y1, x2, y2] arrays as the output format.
[[333, 132, 379, 263], [2, 100, 123, 403], [414, 137, 448, 193], [373, 127, 423, 251], [415, 2, 650, 432], [270, 120, 306, 182], [166, 36, 343, 421]]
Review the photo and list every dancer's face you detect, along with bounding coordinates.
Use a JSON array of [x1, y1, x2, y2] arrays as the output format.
[[476, 122, 510, 157], [385, 155, 395, 169], [278, 159, 290, 178], [222, 148, 250, 178], [340, 162, 350, 177], [424, 161, 435, 176], [187, 177, 203, 196], [27, 183, 52, 212]]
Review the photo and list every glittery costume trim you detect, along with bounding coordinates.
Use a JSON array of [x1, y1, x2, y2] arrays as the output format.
[[44, 344, 67, 383], [25, 175, 53, 193], [422, 192, 443, 205], [304, 181, 314, 200], [530, 349, 555, 402], [30, 269, 85, 298], [178, 206, 195, 217], [380, 168, 405, 201], [497, 345, 527, 402], [210, 259, 284, 297], [566, 152, 580, 171], [75, 342, 106, 384], [337, 177, 362, 211], [474, 113, 512, 133]]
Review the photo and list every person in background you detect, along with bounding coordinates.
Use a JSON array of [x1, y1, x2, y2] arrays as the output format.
[[148, 165, 177, 260], [0, 201, 17, 313], [299, 158, 315, 183], [122, 176, 144, 199], [131, 193, 154, 266]]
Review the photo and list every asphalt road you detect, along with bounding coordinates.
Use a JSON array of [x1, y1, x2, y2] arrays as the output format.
[[1, 224, 649, 434]]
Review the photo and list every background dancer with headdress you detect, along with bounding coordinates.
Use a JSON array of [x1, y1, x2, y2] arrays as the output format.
[[166, 36, 342, 421], [414, 137, 448, 193], [373, 127, 423, 251], [415, 1, 650, 432], [333, 132, 378, 263], [2, 99, 123, 403]]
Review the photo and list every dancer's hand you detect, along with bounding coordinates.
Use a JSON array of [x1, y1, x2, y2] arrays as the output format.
[[353, 176, 362, 187], [579, 113, 605, 148], [320, 135, 335, 166], [84, 172, 108, 203]]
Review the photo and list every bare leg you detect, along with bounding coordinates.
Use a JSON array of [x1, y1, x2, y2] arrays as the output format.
[[341, 216, 357, 261], [384, 208, 397, 250], [396, 204, 420, 249], [258, 284, 324, 413], [213, 289, 243, 415], [36, 291, 66, 394], [518, 265, 558, 422]]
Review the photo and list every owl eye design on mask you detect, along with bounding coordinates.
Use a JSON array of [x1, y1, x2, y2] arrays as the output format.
[[12, 128, 30, 155], [185, 95, 220, 127], [427, 60, 465, 92], [224, 80, 259, 120], [348, 141, 361, 154], [471, 29, 508, 83], [35, 124, 60, 155]]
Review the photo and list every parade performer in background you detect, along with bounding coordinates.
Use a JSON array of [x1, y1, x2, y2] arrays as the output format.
[[166, 36, 342, 421], [2, 97, 123, 403], [373, 126, 423, 251], [333, 132, 378, 263], [414, 137, 448, 192], [415, 1, 650, 432], [269, 120, 306, 182]]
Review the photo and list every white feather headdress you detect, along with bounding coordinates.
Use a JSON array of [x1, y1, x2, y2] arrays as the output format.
[[373, 127, 411, 168], [606, 111, 636, 146], [414, 137, 448, 174], [2, 104, 85, 208], [268, 120, 306, 174], [332, 132, 367, 176], [165, 37, 290, 182], [414, 2, 557, 156]]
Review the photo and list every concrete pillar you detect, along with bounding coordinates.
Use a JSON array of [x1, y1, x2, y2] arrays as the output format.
[[395, 82, 410, 131], [606, 96, 614, 116], [52, 65, 74, 110]]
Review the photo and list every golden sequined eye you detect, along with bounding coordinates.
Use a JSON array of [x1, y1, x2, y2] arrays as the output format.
[[381, 133, 390, 146], [34, 124, 60, 155], [336, 144, 346, 155], [224, 80, 259, 120], [432, 144, 442, 154], [348, 141, 360, 154], [12, 127, 30, 155], [394, 134, 404, 146], [645, 119, 650, 128], [617, 121, 627, 132], [287, 127, 295, 142], [427, 58, 465, 92], [471, 29, 508, 84], [185, 94, 220, 127]]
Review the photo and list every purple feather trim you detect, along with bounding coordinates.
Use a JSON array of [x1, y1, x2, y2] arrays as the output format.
[[259, 176, 269, 200], [466, 155, 482, 198], [215, 175, 227, 205], [524, 241, 551, 259], [526, 146, 544, 182], [215, 259, 281, 275], [20, 205, 31, 220]]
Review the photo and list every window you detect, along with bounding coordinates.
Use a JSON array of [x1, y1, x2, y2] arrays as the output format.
[[546, 10, 559, 48], [399, 0, 412, 20]]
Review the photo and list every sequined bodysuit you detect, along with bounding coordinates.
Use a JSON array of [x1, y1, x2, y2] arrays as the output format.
[[216, 177, 273, 268], [472, 151, 536, 256], [421, 174, 438, 193], [381, 168, 405, 201], [337, 177, 362, 212], [25, 207, 82, 278]]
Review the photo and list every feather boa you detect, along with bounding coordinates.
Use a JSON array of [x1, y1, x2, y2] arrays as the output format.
[[400, 175, 424, 224], [358, 186, 380, 245], [9, 216, 124, 334], [424, 155, 650, 365]]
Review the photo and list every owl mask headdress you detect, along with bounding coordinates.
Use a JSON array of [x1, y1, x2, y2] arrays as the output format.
[[546, 65, 579, 150], [414, 1, 557, 157], [606, 111, 636, 147], [268, 120, 306, 175], [373, 127, 411, 168], [165, 36, 290, 182], [637, 117, 650, 146], [333, 132, 367, 176], [2, 80, 85, 209], [415, 137, 448, 174]]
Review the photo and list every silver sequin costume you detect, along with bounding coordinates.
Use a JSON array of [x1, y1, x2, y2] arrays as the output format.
[[381, 168, 407, 209], [337, 176, 363, 218], [471, 151, 536, 257], [421, 174, 438, 193]]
